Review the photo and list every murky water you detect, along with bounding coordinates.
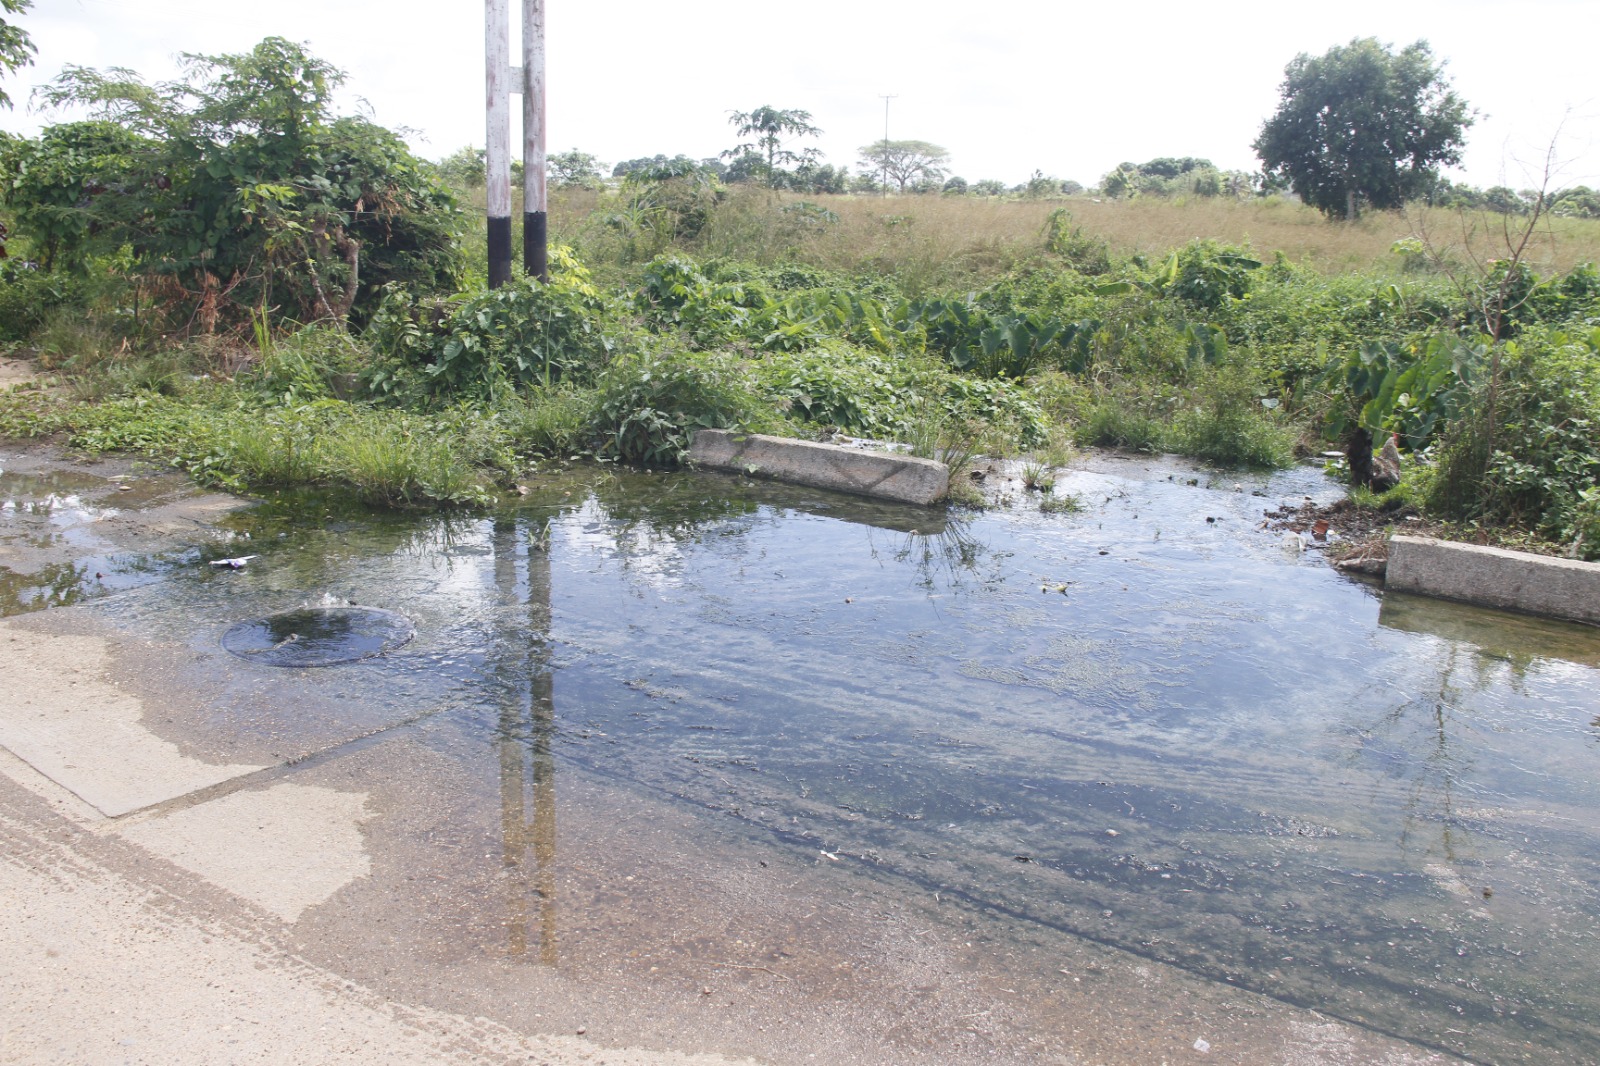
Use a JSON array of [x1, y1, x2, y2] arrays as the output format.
[[9, 454, 1600, 1063]]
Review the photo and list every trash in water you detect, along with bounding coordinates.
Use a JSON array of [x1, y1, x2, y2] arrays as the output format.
[[209, 555, 258, 569]]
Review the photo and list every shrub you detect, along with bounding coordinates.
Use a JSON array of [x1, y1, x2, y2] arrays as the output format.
[[1170, 365, 1298, 468], [0, 263, 87, 342], [1428, 327, 1600, 556], [589, 347, 767, 465], [1152, 239, 1260, 314], [365, 247, 618, 400]]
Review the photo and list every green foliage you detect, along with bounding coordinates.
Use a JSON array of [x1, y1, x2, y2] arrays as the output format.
[[365, 247, 616, 400], [754, 344, 916, 438], [548, 149, 607, 189], [0, 0, 34, 110], [589, 347, 766, 465], [1427, 328, 1600, 556], [722, 106, 823, 188], [1150, 240, 1261, 313], [1170, 365, 1297, 467], [15, 38, 462, 329], [1255, 38, 1472, 220], [0, 261, 86, 341], [606, 163, 724, 260], [1323, 333, 1484, 448], [905, 295, 1099, 378], [0, 120, 148, 270], [317, 408, 490, 507], [434, 146, 485, 190], [857, 140, 950, 194], [245, 324, 368, 405], [1081, 385, 1168, 453], [1042, 209, 1112, 275]]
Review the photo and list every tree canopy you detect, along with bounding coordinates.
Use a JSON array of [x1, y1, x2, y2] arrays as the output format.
[[1254, 37, 1472, 220], [857, 139, 950, 194], [4, 37, 461, 329], [0, 0, 34, 110], [721, 106, 822, 188]]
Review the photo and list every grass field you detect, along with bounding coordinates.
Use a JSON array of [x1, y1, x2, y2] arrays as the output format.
[[502, 186, 1600, 286]]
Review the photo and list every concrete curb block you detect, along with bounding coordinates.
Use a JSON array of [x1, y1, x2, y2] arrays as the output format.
[[689, 429, 949, 506], [1386, 535, 1600, 626]]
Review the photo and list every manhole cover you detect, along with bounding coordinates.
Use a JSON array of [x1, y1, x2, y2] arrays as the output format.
[[222, 606, 414, 667]]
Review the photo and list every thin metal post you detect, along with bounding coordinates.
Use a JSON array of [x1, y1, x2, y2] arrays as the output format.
[[522, 0, 548, 282], [485, 0, 513, 288], [879, 93, 896, 196]]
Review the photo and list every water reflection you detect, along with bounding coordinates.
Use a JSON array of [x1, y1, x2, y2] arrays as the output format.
[[24, 457, 1600, 1062], [0, 560, 91, 614], [491, 516, 558, 965], [1379, 591, 1600, 670]]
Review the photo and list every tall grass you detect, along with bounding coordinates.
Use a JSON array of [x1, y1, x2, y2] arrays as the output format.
[[516, 185, 1600, 281]]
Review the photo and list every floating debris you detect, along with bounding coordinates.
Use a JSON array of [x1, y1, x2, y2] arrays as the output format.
[[209, 555, 258, 569]]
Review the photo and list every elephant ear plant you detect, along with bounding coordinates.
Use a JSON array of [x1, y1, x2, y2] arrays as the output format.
[[1321, 334, 1484, 487]]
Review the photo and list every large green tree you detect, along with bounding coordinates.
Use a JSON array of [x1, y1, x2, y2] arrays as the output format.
[[721, 105, 821, 188], [1254, 38, 1472, 220], [857, 139, 949, 194], [10, 37, 461, 328]]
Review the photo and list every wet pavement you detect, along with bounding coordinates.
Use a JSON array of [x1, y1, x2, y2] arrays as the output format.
[[4, 443, 1599, 1065]]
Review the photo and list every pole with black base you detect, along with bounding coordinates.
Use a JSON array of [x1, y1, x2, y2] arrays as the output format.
[[522, 0, 547, 282], [484, 0, 513, 289]]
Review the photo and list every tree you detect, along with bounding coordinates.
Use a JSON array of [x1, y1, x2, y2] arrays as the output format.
[[547, 148, 606, 189], [721, 105, 821, 188], [17, 37, 461, 330], [0, 0, 34, 110], [1100, 164, 1136, 199], [857, 139, 949, 194], [1254, 38, 1473, 221]]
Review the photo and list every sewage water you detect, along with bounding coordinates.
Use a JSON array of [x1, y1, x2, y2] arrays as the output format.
[[10, 454, 1600, 1063]]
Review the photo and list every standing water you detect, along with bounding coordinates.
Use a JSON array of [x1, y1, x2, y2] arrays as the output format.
[[11, 452, 1600, 1063]]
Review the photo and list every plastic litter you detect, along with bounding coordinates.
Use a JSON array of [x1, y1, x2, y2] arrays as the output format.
[[209, 555, 258, 569]]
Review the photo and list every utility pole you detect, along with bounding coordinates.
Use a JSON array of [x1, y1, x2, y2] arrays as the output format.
[[485, 0, 512, 288], [878, 94, 896, 197], [485, 0, 548, 287], [522, 0, 547, 282]]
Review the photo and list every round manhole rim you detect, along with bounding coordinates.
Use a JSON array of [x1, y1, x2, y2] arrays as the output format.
[[221, 604, 415, 668]]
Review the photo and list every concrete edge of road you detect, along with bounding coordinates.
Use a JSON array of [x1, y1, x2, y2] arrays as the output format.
[[688, 430, 949, 507], [1386, 534, 1600, 626]]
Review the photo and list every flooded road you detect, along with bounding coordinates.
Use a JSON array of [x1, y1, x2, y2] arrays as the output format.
[[4, 447, 1598, 1064]]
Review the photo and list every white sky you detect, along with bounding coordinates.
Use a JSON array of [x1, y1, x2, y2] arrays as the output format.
[[3, 0, 1597, 192]]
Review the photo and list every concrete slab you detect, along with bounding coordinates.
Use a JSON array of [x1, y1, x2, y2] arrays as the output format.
[[1386, 535, 1600, 626], [0, 621, 267, 817], [689, 430, 948, 506], [116, 782, 373, 922]]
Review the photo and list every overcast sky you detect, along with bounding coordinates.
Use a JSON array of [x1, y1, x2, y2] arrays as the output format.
[[4, 0, 1596, 192]]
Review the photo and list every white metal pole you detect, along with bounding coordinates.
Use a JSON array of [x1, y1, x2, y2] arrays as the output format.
[[522, 0, 547, 281], [485, 0, 512, 287]]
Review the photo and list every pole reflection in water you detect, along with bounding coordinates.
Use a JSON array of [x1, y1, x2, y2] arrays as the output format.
[[492, 516, 558, 965]]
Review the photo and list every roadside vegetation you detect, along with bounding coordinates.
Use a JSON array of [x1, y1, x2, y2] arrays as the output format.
[[2, 36, 1597, 559]]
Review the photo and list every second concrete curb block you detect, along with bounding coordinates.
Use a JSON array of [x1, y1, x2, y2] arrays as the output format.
[[689, 429, 949, 506], [1386, 534, 1600, 626]]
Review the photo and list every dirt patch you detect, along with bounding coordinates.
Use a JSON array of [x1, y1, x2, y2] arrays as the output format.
[[0, 352, 53, 393]]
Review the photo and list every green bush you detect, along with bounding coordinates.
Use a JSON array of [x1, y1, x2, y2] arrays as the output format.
[[753, 344, 916, 438], [365, 247, 619, 400], [247, 325, 370, 405], [1170, 365, 1298, 468], [589, 347, 767, 465], [1428, 327, 1600, 556], [1153, 239, 1260, 314], [0, 263, 87, 343]]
